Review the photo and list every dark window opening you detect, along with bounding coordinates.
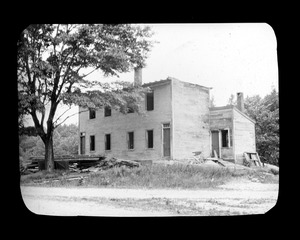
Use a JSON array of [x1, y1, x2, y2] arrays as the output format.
[[104, 106, 111, 117], [146, 91, 154, 111], [89, 108, 96, 119], [221, 130, 229, 147], [128, 132, 134, 149], [105, 134, 111, 150], [90, 135, 95, 151], [127, 106, 134, 113], [147, 130, 154, 148]]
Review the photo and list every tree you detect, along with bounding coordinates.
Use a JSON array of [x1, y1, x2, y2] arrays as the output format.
[[227, 93, 236, 106], [244, 89, 279, 166], [18, 24, 154, 172]]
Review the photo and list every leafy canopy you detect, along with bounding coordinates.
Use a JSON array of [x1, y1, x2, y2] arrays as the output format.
[[17, 24, 154, 139]]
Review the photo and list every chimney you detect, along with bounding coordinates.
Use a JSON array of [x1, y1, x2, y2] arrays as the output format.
[[134, 67, 142, 86], [237, 92, 245, 112]]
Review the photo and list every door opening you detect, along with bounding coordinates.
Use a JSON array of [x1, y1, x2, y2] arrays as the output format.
[[163, 123, 171, 157], [211, 131, 219, 158]]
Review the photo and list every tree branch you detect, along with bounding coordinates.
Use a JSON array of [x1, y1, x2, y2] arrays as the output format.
[[30, 110, 46, 142], [53, 106, 71, 125], [81, 66, 100, 78], [54, 109, 88, 129]]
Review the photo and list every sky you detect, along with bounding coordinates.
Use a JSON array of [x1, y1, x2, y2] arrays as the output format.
[[23, 23, 278, 127]]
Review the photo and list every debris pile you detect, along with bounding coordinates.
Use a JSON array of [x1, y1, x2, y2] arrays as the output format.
[[69, 157, 140, 173]]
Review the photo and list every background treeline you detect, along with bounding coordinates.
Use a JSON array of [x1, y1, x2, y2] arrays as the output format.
[[226, 87, 279, 166], [243, 88, 279, 166], [19, 123, 78, 162]]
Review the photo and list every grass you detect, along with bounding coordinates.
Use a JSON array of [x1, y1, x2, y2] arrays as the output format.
[[21, 162, 258, 189]]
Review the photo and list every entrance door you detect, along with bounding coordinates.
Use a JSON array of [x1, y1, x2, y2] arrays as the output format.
[[80, 134, 85, 155], [211, 131, 219, 157], [163, 124, 171, 157]]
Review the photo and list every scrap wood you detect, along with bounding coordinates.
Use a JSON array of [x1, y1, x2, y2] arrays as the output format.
[[205, 157, 226, 167], [68, 157, 140, 173]]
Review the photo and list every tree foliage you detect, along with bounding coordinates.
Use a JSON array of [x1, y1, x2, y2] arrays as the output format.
[[19, 123, 79, 161], [17, 24, 154, 171], [243, 88, 279, 166]]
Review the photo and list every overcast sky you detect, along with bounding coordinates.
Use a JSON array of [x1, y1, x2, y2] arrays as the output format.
[[24, 23, 278, 126]]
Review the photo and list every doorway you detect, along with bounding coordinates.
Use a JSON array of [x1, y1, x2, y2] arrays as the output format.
[[80, 133, 86, 155], [211, 130, 219, 158], [163, 123, 171, 157]]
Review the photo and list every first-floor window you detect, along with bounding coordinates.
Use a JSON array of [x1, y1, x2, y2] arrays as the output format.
[[221, 129, 230, 147], [146, 130, 154, 148], [128, 131, 134, 149], [90, 135, 95, 151], [105, 134, 111, 150]]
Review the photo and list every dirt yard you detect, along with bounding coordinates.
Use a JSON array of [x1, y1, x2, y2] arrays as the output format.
[[20, 177, 278, 216]]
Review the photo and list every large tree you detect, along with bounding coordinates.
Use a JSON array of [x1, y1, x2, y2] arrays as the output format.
[[17, 24, 154, 172]]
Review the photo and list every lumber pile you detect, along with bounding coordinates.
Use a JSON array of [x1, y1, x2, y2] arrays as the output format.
[[68, 157, 140, 173]]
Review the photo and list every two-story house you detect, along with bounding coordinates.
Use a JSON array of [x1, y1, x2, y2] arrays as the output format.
[[78, 68, 256, 164]]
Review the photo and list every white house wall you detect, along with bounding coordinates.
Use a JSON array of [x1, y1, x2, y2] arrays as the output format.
[[233, 109, 256, 164], [172, 79, 210, 160], [78, 82, 172, 160]]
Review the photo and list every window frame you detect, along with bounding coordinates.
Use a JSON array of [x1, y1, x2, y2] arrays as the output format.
[[127, 131, 134, 150], [146, 91, 154, 111], [221, 128, 231, 148], [146, 129, 154, 149], [89, 108, 96, 119], [105, 133, 111, 151], [104, 106, 111, 117], [90, 135, 95, 151]]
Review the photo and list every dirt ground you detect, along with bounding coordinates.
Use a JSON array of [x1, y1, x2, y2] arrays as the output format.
[[20, 176, 279, 216]]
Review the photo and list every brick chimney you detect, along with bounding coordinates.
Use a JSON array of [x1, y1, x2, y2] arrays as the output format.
[[134, 67, 142, 86], [237, 92, 245, 112]]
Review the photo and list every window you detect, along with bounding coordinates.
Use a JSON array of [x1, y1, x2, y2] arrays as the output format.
[[127, 106, 134, 113], [104, 106, 111, 117], [221, 129, 230, 147], [128, 131, 134, 149], [146, 130, 154, 149], [89, 108, 96, 119], [90, 135, 95, 151], [105, 134, 111, 150], [146, 91, 154, 111]]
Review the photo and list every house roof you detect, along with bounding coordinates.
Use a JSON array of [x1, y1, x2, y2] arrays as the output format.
[[143, 77, 211, 90], [210, 105, 256, 124], [142, 78, 171, 88]]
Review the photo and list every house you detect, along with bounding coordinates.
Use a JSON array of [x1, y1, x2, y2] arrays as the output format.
[[78, 68, 256, 164], [209, 92, 256, 164]]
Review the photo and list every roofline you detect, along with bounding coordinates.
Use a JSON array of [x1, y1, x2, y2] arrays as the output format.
[[143, 77, 212, 90], [142, 79, 171, 88], [233, 107, 256, 124], [210, 105, 256, 124]]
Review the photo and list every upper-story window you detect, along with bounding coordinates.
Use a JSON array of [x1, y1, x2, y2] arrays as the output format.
[[146, 91, 154, 111], [127, 106, 134, 113], [89, 108, 96, 119], [104, 106, 111, 117]]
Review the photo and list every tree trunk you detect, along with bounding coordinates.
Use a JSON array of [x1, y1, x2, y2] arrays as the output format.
[[45, 135, 55, 172]]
